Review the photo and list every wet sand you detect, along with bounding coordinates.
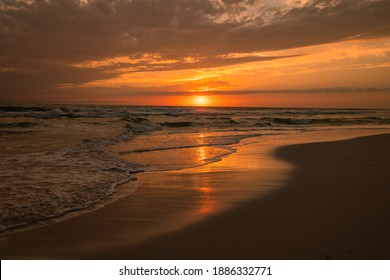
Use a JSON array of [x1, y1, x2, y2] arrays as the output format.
[[106, 132, 390, 260], [1, 129, 389, 259]]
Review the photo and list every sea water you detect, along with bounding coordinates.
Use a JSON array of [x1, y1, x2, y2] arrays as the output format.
[[1, 105, 389, 233]]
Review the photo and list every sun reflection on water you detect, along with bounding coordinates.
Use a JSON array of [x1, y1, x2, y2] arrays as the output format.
[[197, 146, 206, 164], [195, 133, 215, 215], [196, 133, 207, 164]]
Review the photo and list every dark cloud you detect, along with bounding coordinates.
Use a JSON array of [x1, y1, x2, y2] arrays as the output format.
[[2, 81, 389, 104], [124, 86, 390, 96], [203, 87, 390, 95], [1, 0, 390, 99], [0, 61, 118, 102], [89, 54, 301, 73]]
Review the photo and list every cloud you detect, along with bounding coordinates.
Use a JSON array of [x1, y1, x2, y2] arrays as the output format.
[[1, 0, 390, 98], [50, 86, 390, 99], [203, 87, 390, 95], [131, 86, 390, 96]]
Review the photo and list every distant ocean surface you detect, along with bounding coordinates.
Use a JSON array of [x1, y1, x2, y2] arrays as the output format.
[[1, 105, 389, 233]]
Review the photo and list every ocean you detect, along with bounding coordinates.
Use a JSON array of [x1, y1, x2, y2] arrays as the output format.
[[1, 105, 389, 234]]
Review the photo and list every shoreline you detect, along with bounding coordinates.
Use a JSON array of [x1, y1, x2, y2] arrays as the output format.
[[1, 128, 389, 259], [100, 132, 390, 260]]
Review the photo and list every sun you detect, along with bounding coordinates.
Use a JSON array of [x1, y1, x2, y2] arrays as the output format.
[[197, 96, 205, 103], [195, 96, 208, 106]]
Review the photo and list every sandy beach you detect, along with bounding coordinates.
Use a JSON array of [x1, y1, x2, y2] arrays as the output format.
[[1, 129, 389, 259], [2, 1, 390, 272]]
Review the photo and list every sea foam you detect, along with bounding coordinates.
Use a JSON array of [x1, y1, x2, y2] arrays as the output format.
[[1, 105, 389, 233]]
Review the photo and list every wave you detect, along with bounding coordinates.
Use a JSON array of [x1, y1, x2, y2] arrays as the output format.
[[121, 144, 237, 172], [116, 132, 266, 172], [255, 117, 390, 126], [0, 132, 142, 234], [160, 121, 193, 127], [0, 121, 43, 128], [1, 105, 388, 127], [1, 105, 389, 233], [123, 117, 162, 133], [121, 143, 229, 154], [118, 133, 263, 154]]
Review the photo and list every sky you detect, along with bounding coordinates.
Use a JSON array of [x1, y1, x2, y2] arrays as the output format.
[[1, 0, 390, 108]]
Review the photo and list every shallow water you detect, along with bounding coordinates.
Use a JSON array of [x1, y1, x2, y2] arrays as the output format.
[[1, 105, 389, 233]]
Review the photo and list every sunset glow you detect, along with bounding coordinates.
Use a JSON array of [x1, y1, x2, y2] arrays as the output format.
[[1, 0, 390, 263], [1, 0, 390, 108]]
